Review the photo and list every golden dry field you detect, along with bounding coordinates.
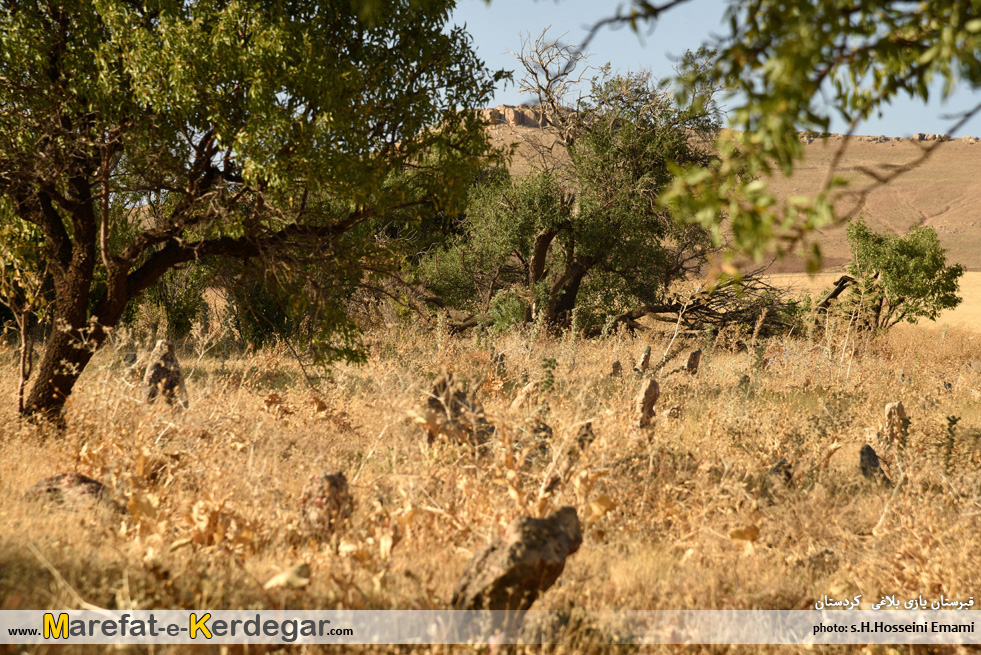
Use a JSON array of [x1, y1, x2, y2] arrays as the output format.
[[2, 315, 981, 654]]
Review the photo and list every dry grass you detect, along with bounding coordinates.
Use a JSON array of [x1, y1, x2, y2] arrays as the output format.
[[2, 319, 981, 655]]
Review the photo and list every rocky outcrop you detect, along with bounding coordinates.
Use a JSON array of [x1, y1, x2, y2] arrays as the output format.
[[479, 105, 544, 128], [451, 507, 582, 612]]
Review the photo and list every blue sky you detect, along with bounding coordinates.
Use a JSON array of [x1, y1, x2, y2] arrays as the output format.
[[451, 0, 981, 138]]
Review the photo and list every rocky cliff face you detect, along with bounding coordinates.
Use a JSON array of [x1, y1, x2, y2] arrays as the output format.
[[479, 104, 545, 128]]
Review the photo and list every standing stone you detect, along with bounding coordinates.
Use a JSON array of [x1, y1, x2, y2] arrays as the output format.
[[884, 401, 907, 444], [635, 379, 660, 428], [859, 445, 891, 486], [143, 340, 188, 408], [574, 422, 595, 451], [491, 351, 507, 377], [541, 424, 596, 497], [423, 372, 493, 446], [610, 360, 623, 378], [510, 380, 540, 411], [524, 419, 553, 462], [451, 507, 582, 612], [686, 349, 702, 375], [635, 346, 652, 374], [299, 471, 354, 537]]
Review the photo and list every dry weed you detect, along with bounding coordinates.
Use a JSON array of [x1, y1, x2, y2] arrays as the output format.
[[1, 323, 980, 654]]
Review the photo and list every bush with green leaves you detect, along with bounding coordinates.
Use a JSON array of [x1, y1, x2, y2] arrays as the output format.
[[418, 65, 718, 332], [837, 218, 963, 330]]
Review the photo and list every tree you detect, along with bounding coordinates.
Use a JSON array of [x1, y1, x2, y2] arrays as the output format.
[[0, 0, 504, 418], [588, 1, 981, 268], [823, 218, 964, 330], [418, 36, 720, 331], [0, 203, 51, 413]]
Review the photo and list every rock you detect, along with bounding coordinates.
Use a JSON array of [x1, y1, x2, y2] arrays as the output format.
[[417, 372, 493, 447], [768, 458, 793, 483], [859, 445, 891, 485], [451, 507, 582, 612], [610, 360, 622, 378], [574, 422, 595, 451], [884, 401, 907, 444], [635, 379, 660, 428], [25, 472, 122, 513], [143, 339, 188, 408], [510, 380, 540, 412], [531, 419, 553, 439], [264, 563, 311, 590], [662, 406, 682, 419], [685, 349, 702, 375], [635, 346, 652, 374], [299, 471, 354, 536], [480, 108, 502, 124]]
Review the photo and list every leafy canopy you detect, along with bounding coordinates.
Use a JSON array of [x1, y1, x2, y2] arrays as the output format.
[[0, 0, 505, 415], [842, 218, 963, 328], [419, 66, 717, 330]]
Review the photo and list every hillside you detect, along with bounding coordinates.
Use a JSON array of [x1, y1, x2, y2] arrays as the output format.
[[483, 105, 981, 273]]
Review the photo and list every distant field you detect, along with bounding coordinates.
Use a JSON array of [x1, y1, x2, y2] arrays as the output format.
[[768, 271, 981, 331]]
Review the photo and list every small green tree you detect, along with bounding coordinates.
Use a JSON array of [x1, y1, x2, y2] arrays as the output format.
[[839, 218, 963, 330], [418, 37, 719, 330]]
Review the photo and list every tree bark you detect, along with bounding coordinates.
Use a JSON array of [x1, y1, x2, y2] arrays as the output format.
[[525, 228, 557, 322], [22, 187, 101, 418], [542, 258, 593, 325]]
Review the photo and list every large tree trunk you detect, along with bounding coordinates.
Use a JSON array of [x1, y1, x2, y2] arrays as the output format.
[[22, 264, 133, 419], [21, 181, 105, 418], [542, 258, 592, 326], [23, 325, 103, 418], [525, 228, 557, 322]]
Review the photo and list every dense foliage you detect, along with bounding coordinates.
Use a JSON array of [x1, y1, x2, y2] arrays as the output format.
[[419, 68, 718, 331], [0, 0, 504, 415], [618, 0, 981, 267], [841, 218, 964, 329]]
